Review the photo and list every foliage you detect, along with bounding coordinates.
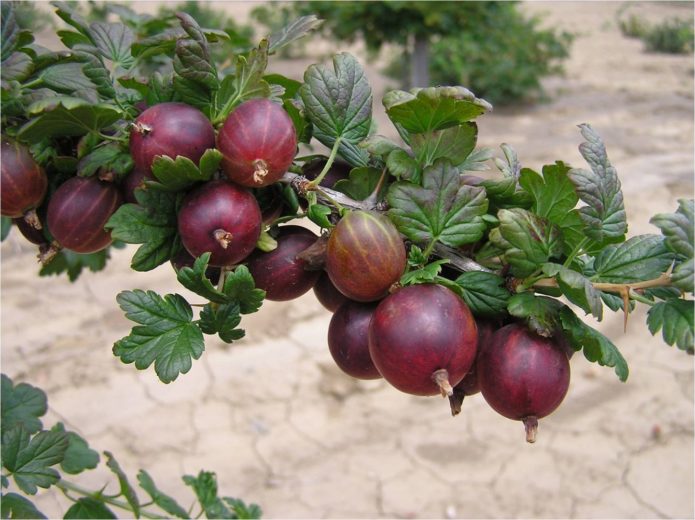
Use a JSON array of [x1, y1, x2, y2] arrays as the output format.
[[619, 13, 694, 54], [0, 374, 261, 519], [290, 1, 573, 104]]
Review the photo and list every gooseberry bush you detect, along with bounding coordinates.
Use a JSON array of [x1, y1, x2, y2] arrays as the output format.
[[1, 2, 693, 516]]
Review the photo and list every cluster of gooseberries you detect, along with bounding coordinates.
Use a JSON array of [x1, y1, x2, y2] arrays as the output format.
[[1, 98, 571, 443]]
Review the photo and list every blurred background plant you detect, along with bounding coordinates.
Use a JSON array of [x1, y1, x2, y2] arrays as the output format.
[[283, 1, 573, 105], [618, 9, 694, 54]]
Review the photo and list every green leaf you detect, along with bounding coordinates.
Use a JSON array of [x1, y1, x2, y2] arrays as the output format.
[[73, 49, 116, 100], [2, 52, 33, 83], [651, 199, 694, 292], [88, 21, 133, 67], [489, 208, 563, 278], [50, 2, 91, 37], [592, 235, 673, 283], [268, 15, 322, 53], [2, 428, 68, 495], [559, 306, 629, 381], [386, 149, 419, 183], [105, 190, 179, 272], [18, 97, 121, 144], [39, 62, 95, 94], [57, 29, 92, 49], [199, 303, 245, 343], [383, 86, 491, 134], [183, 471, 232, 519], [1, 375, 47, 436], [359, 134, 402, 159], [103, 451, 139, 516], [174, 38, 217, 89], [519, 162, 584, 253], [299, 52, 372, 166], [77, 143, 124, 177], [650, 199, 694, 258], [458, 147, 494, 173], [1, 217, 11, 242], [39, 249, 110, 282], [507, 292, 563, 336], [50, 424, 99, 475], [1, 3, 19, 61], [137, 470, 189, 519], [387, 160, 488, 248], [0, 492, 47, 519], [542, 263, 603, 319], [647, 299, 694, 352], [410, 122, 477, 169], [176, 253, 228, 304], [671, 260, 694, 293], [212, 41, 270, 124], [567, 124, 627, 245], [198, 148, 223, 179], [112, 290, 205, 383], [223, 265, 265, 314], [453, 271, 510, 316], [151, 154, 211, 191], [307, 202, 333, 229], [64, 498, 117, 519], [400, 260, 449, 286], [333, 167, 383, 201], [222, 497, 262, 520], [146, 72, 175, 106]]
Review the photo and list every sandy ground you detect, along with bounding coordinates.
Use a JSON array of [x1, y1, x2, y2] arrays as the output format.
[[2, 1, 694, 518]]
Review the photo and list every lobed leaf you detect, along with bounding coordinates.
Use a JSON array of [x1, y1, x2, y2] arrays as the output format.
[[386, 149, 419, 183], [333, 166, 384, 201], [2, 427, 68, 495], [223, 265, 266, 314], [454, 271, 510, 316], [519, 162, 584, 253], [50, 423, 99, 475], [489, 208, 563, 278], [199, 303, 245, 343], [18, 97, 121, 144], [592, 234, 674, 283], [1, 375, 47, 436], [300, 52, 372, 166], [87, 22, 134, 67], [650, 199, 694, 259], [113, 290, 205, 383], [0, 493, 47, 519], [383, 86, 491, 134], [387, 160, 488, 248], [150, 153, 213, 191], [567, 124, 627, 245], [183, 471, 232, 519], [105, 190, 180, 272], [647, 299, 694, 351], [39, 249, 110, 282], [559, 306, 629, 381]]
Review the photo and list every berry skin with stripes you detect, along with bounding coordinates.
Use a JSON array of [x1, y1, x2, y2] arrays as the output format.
[[46, 177, 123, 253], [217, 98, 297, 187], [0, 138, 48, 228], [325, 210, 407, 302], [368, 284, 478, 396]]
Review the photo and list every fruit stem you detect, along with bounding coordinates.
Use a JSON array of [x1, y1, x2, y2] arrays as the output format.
[[522, 416, 539, 443], [213, 229, 233, 249], [252, 159, 269, 184], [38, 242, 60, 266], [307, 136, 343, 189], [23, 209, 42, 230], [448, 386, 466, 416], [432, 369, 454, 397], [55, 480, 168, 519]]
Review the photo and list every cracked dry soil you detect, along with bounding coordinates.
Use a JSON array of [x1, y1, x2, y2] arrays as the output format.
[[1, 1, 693, 518]]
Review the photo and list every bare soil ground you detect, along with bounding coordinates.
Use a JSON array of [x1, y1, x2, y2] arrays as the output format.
[[2, 1, 693, 518]]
